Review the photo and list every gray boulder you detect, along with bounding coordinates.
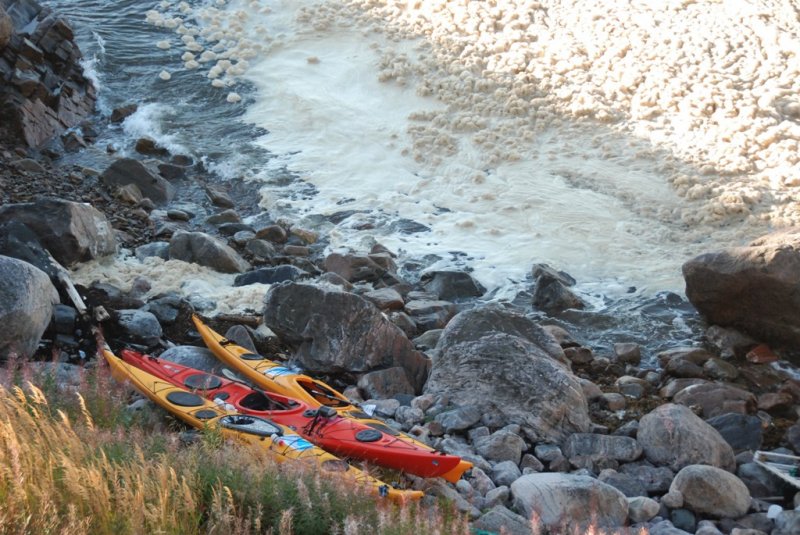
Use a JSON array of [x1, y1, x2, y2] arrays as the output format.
[[100, 158, 175, 204], [619, 462, 675, 494], [425, 307, 589, 443], [563, 433, 643, 463], [262, 282, 430, 392], [511, 473, 628, 532], [474, 429, 526, 464], [420, 270, 486, 301], [682, 229, 800, 350], [670, 465, 750, 518], [357, 367, 414, 399], [115, 310, 162, 347], [672, 382, 756, 418], [706, 413, 763, 453], [159, 345, 223, 373], [434, 405, 482, 433], [531, 263, 585, 313], [627, 496, 660, 523], [233, 265, 309, 286], [490, 460, 522, 487], [638, 403, 735, 472], [0, 256, 59, 358], [0, 198, 116, 267], [169, 231, 250, 273]]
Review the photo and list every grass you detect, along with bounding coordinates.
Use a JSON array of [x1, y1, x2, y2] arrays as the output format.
[[0, 358, 471, 535]]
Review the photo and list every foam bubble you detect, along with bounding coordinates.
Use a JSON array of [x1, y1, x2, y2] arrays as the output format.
[[158, 70, 171, 81]]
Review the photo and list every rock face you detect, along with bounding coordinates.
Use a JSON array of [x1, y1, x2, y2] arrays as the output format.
[[169, 231, 250, 273], [0, 198, 116, 267], [511, 473, 628, 532], [262, 282, 430, 392], [424, 306, 590, 442], [670, 465, 751, 518], [637, 403, 736, 472], [683, 229, 800, 349], [0, 255, 59, 358], [0, 0, 96, 147]]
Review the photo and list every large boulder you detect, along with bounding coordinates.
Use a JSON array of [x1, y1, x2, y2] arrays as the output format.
[[683, 229, 800, 349], [637, 403, 736, 472], [511, 473, 628, 532], [670, 465, 750, 518], [424, 306, 590, 443], [0, 2, 95, 147], [262, 282, 430, 392], [169, 231, 250, 273], [100, 158, 176, 204], [0, 198, 116, 267], [0, 255, 59, 358]]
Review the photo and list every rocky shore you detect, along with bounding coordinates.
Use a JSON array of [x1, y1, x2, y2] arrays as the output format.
[[3, 2, 800, 534]]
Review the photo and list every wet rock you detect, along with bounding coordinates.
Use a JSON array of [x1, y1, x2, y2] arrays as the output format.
[[135, 241, 170, 261], [638, 403, 735, 472], [134, 137, 168, 156], [511, 473, 628, 532], [756, 391, 793, 412], [628, 496, 660, 523], [255, 225, 287, 244], [245, 239, 276, 259], [203, 184, 234, 208], [357, 367, 414, 399], [206, 209, 241, 225], [670, 509, 697, 533], [404, 299, 457, 331], [706, 413, 763, 453], [614, 342, 642, 365], [363, 287, 404, 310], [703, 357, 740, 381], [233, 265, 308, 286], [616, 375, 649, 398], [100, 158, 175, 204], [683, 229, 800, 351], [659, 378, 708, 399], [563, 433, 643, 463], [324, 251, 398, 284], [672, 383, 757, 418], [0, 198, 116, 267], [169, 230, 250, 273], [670, 464, 751, 518], [705, 326, 757, 359], [736, 462, 785, 499], [531, 264, 585, 313], [474, 429, 526, 464], [0, 255, 59, 358], [263, 282, 430, 392], [420, 270, 486, 301], [434, 405, 482, 433], [115, 309, 162, 347], [746, 344, 779, 364], [110, 103, 137, 123]]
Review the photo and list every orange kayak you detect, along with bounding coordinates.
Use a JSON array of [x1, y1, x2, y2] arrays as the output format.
[[191, 314, 472, 483]]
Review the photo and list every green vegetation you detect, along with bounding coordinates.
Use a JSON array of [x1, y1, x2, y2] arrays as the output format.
[[0, 361, 469, 534]]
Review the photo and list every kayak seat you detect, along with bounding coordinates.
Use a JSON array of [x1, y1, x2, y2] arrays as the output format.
[[184, 373, 223, 390], [166, 391, 205, 407], [240, 391, 273, 411]]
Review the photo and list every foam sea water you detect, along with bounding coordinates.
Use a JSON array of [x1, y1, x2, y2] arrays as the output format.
[[130, 0, 800, 295]]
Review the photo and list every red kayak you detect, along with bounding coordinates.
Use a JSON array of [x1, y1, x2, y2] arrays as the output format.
[[118, 349, 464, 479]]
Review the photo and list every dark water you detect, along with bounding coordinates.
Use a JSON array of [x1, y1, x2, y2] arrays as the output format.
[[41, 0, 707, 363]]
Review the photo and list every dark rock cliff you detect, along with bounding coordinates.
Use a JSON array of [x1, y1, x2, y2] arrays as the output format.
[[0, 0, 95, 148]]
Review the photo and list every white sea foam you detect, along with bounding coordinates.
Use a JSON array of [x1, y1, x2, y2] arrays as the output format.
[[121, 103, 190, 156], [70, 255, 269, 316], [145, 0, 800, 294]]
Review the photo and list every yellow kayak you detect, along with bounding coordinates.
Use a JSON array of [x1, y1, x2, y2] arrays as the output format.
[[100, 345, 423, 503], [191, 314, 473, 483]]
